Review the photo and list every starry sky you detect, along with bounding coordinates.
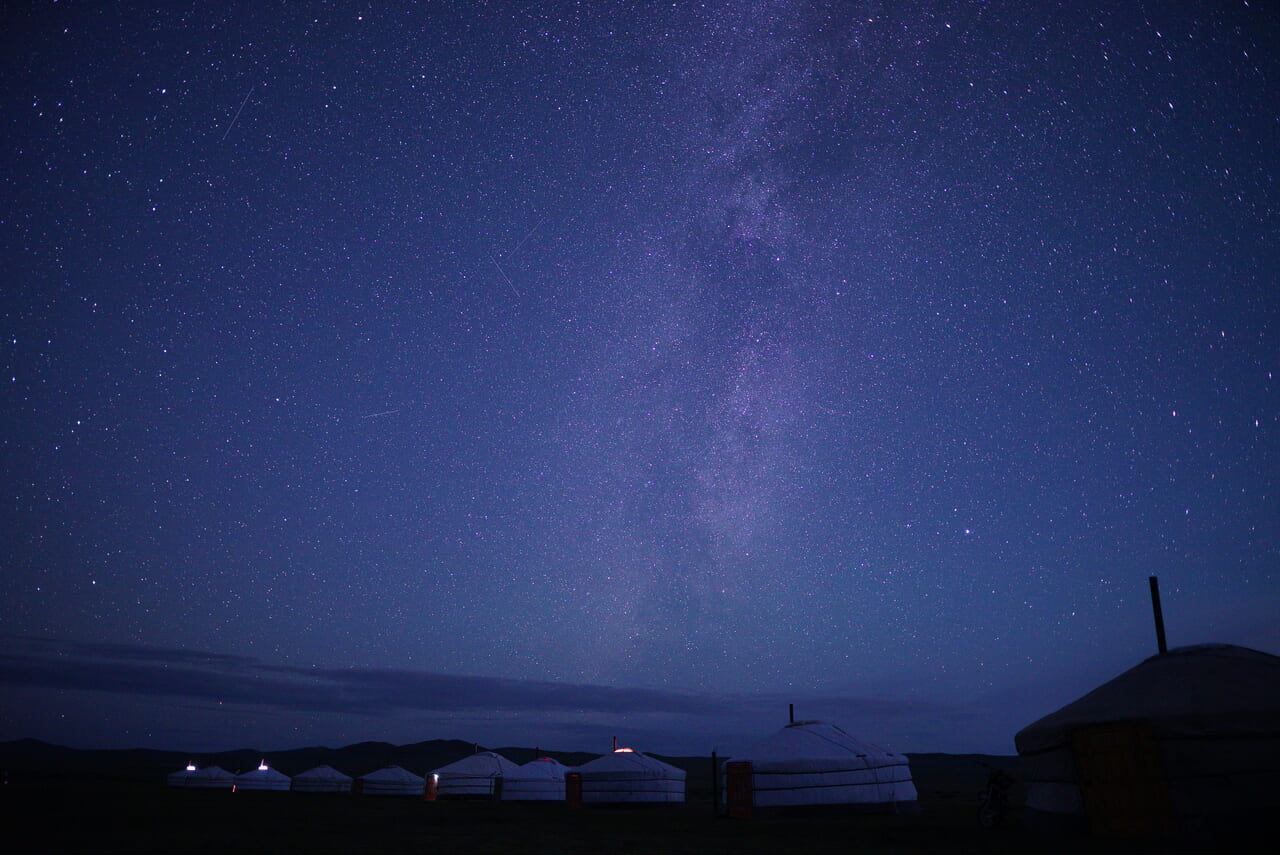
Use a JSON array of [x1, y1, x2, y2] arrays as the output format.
[[2, 1, 1277, 757]]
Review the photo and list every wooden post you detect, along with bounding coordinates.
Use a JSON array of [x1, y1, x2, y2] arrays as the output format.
[[711, 751, 719, 816], [1148, 576, 1168, 655]]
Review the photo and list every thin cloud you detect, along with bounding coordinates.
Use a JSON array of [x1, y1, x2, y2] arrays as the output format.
[[0, 635, 728, 717]]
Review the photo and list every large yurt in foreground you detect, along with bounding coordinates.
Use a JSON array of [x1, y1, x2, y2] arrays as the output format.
[[501, 757, 569, 801], [431, 751, 519, 799], [1015, 644, 1280, 838], [574, 748, 686, 804], [359, 765, 425, 797], [291, 764, 353, 794], [725, 720, 917, 815], [234, 762, 291, 792]]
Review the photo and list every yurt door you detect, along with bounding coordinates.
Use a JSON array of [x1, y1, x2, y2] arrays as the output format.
[[725, 761, 753, 819], [1071, 722, 1175, 838]]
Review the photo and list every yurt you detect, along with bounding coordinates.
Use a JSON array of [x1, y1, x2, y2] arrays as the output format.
[[724, 720, 917, 816], [502, 757, 569, 801], [432, 751, 519, 799], [186, 765, 234, 789], [291, 764, 353, 794], [167, 763, 199, 788], [574, 748, 685, 804], [1015, 644, 1280, 838], [234, 761, 291, 792], [359, 765, 426, 797]]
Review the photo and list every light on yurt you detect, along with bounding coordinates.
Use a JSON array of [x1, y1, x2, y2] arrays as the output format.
[[258, 761, 269, 771], [185, 764, 196, 772], [614, 747, 634, 753]]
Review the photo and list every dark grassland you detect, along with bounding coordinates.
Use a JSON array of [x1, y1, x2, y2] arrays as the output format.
[[1, 764, 1258, 854]]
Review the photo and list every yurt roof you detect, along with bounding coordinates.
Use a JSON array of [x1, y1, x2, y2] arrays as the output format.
[[432, 751, 519, 777], [1016, 644, 1280, 754], [193, 765, 233, 779], [235, 765, 291, 782], [575, 748, 686, 779], [509, 757, 568, 780], [294, 764, 353, 782], [732, 720, 907, 770], [361, 765, 425, 784]]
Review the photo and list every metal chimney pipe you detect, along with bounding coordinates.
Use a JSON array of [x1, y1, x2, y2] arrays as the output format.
[[1149, 576, 1168, 655], [789, 703, 794, 724]]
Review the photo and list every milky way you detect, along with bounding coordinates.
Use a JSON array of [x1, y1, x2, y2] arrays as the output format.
[[2, 0, 1276, 754]]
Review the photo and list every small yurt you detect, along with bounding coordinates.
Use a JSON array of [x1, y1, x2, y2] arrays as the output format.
[[575, 748, 686, 804], [502, 757, 569, 801], [291, 764, 353, 794], [1016, 644, 1280, 838], [724, 720, 917, 816], [359, 765, 426, 797], [234, 761, 291, 792], [186, 765, 235, 789], [167, 763, 199, 788], [432, 751, 519, 799]]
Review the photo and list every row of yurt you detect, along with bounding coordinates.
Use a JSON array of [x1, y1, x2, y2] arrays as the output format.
[[1015, 643, 1280, 839], [166, 763, 420, 795], [427, 749, 685, 804], [724, 719, 917, 816], [168, 761, 291, 791]]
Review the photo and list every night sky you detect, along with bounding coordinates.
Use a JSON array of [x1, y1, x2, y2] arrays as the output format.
[[2, 1, 1277, 757]]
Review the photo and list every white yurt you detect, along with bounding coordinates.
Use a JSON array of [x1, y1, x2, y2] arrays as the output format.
[[724, 720, 917, 815], [234, 761, 291, 792], [186, 765, 235, 789], [502, 757, 569, 801], [575, 748, 686, 804], [432, 751, 520, 799], [1015, 644, 1280, 838], [359, 765, 426, 797], [291, 764, 354, 794], [167, 763, 199, 788]]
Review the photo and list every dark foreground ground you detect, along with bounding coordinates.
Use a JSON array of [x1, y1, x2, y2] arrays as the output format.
[[1, 777, 1265, 855]]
